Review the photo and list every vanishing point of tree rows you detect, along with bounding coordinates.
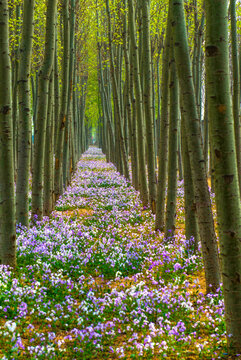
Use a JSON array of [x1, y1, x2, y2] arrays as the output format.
[[0, 0, 241, 353]]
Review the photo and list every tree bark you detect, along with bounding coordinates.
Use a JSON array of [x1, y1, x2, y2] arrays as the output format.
[[206, 0, 241, 349], [12, 4, 21, 174], [16, 0, 35, 227], [230, 0, 241, 193], [171, 0, 220, 292], [0, 0, 16, 267], [128, 0, 149, 206], [181, 106, 199, 251], [164, 43, 179, 239], [105, 0, 130, 180], [31, 0, 58, 220], [54, 0, 70, 201], [155, 10, 171, 231], [141, 0, 157, 213], [43, 71, 55, 216]]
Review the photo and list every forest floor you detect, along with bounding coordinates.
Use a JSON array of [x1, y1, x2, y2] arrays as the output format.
[[0, 147, 239, 359]]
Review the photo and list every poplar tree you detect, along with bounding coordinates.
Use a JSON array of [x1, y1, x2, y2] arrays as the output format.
[[141, 0, 157, 213], [105, 0, 130, 180], [164, 41, 179, 239], [43, 71, 55, 216], [181, 109, 199, 250], [0, 0, 16, 266], [54, 0, 70, 200], [230, 0, 241, 192], [171, 0, 220, 291], [12, 4, 21, 172], [122, 0, 138, 189], [128, 0, 149, 206], [31, 0, 58, 220], [155, 10, 171, 231], [206, 0, 241, 349], [16, 0, 35, 227]]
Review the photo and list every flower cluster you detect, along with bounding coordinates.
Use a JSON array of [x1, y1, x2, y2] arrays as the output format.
[[0, 147, 228, 359]]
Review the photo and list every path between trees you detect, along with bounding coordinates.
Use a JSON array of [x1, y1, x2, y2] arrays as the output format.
[[0, 148, 229, 359]]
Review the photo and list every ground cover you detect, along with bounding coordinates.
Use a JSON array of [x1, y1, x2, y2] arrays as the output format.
[[0, 147, 237, 359]]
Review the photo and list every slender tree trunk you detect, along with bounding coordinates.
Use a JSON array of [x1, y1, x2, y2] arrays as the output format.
[[31, 0, 58, 220], [155, 11, 171, 231], [181, 108, 199, 251], [151, 55, 157, 162], [72, 55, 79, 167], [130, 87, 139, 190], [128, 0, 149, 206], [63, 113, 70, 187], [128, 38, 139, 189], [43, 71, 54, 216], [106, 0, 130, 180], [171, 0, 220, 291], [122, 0, 136, 186], [177, 129, 183, 181], [239, 42, 241, 102], [31, 73, 38, 173], [32, 72, 38, 136], [141, 0, 157, 213], [206, 0, 241, 349], [156, 54, 161, 153], [164, 43, 179, 239], [195, 15, 204, 124], [12, 4, 21, 173], [63, 0, 76, 188], [54, 29, 60, 154], [16, 0, 35, 227], [100, 64, 115, 157], [203, 84, 209, 166], [192, 0, 197, 89], [122, 0, 139, 189], [230, 0, 241, 193], [0, 0, 16, 267], [54, 0, 70, 201]]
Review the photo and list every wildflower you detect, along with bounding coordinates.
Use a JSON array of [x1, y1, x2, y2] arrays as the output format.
[[4, 320, 17, 333]]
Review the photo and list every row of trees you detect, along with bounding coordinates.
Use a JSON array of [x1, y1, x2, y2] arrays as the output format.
[[1, 0, 241, 353], [0, 0, 94, 267], [96, 0, 241, 352]]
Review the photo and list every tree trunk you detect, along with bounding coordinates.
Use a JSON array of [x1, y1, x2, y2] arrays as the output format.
[[181, 107, 199, 251], [54, 0, 70, 201], [128, 0, 149, 206], [43, 71, 55, 216], [178, 129, 183, 181], [230, 0, 241, 193], [122, 0, 137, 187], [12, 4, 21, 174], [164, 42, 179, 239], [156, 54, 161, 154], [203, 84, 209, 167], [54, 29, 60, 154], [205, 0, 241, 349], [155, 10, 171, 231], [171, 0, 220, 292], [31, 0, 58, 220], [63, 0, 76, 188], [141, 0, 157, 213], [16, 0, 35, 227], [0, 0, 16, 267], [128, 35, 139, 190], [105, 0, 130, 180]]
